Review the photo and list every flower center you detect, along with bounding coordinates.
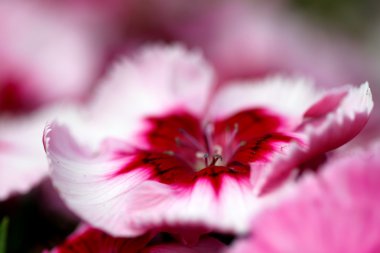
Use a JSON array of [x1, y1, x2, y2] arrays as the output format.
[[115, 108, 295, 192], [175, 122, 242, 171]]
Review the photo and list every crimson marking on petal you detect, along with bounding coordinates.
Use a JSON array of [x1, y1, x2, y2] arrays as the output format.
[[213, 109, 285, 146], [114, 151, 195, 185], [304, 91, 347, 118], [194, 165, 250, 195], [143, 111, 202, 152], [229, 133, 295, 166]]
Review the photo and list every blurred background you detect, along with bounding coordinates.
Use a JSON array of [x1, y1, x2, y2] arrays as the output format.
[[0, 0, 379, 252]]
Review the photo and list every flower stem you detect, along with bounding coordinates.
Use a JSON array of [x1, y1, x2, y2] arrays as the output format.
[[0, 217, 9, 253]]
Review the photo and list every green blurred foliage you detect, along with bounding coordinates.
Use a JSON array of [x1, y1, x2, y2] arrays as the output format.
[[291, 0, 379, 37], [0, 217, 9, 253]]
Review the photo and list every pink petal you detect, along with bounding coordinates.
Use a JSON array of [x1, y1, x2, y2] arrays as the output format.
[[229, 144, 380, 253]]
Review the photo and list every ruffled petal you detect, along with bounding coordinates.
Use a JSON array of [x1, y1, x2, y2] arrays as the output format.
[[258, 82, 373, 193], [301, 82, 373, 151], [229, 143, 380, 253]]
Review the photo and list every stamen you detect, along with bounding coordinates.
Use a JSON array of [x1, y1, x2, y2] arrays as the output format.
[[177, 128, 204, 151], [203, 123, 214, 154], [204, 153, 209, 167]]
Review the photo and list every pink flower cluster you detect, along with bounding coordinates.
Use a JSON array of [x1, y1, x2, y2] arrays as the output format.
[[0, 0, 379, 252]]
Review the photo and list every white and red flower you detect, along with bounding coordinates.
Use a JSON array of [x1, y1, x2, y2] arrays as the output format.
[[44, 45, 373, 238], [48, 225, 225, 253], [229, 143, 380, 253]]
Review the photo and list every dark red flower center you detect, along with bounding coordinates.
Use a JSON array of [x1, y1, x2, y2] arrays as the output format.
[[115, 108, 294, 193]]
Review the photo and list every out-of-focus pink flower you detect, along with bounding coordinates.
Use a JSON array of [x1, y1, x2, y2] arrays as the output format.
[[169, 1, 369, 86], [0, 0, 111, 200], [228, 143, 380, 253], [44, 45, 372, 239], [0, 1, 108, 109], [48, 226, 225, 253], [107, 0, 369, 87]]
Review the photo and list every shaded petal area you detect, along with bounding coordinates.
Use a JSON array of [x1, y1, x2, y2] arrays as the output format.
[[49, 226, 152, 253], [49, 226, 225, 253], [229, 144, 380, 253]]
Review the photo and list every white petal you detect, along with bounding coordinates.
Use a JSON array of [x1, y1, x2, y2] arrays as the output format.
[[88, 45, 215, 142]]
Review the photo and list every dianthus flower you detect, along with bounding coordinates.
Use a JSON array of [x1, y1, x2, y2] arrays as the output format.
[[44, 45, 373, 238]]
